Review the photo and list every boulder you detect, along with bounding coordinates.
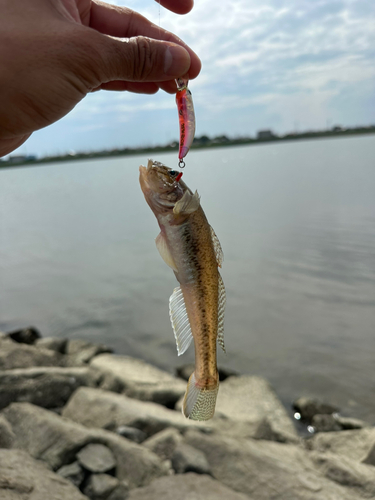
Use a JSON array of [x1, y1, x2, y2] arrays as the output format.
[[90, 355, 186, 406], [6, 326, 41, 345], [66, 340, 113, 365], [0, 448, 88, 500], [36, 337, 67, 353], [115, 426, 147, 444], [143, 428, 183, 460], [57, 461, 85, 488], [83, 474, 120, 499], [306, 428, 375, 462], [184, 429, 361, 499], [77, 443, 116, 473], [3, 402, 167, 488], [293, 397, 339, 422], [171, 443, 211, 475], [62, 387, 206, 436], [127, 473, 251, 500], [0, 414, 14, 448], [0, 337, 63, 370], [0, 366, 100, 410]]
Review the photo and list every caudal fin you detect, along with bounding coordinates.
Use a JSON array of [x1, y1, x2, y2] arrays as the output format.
[[182, 372, 219, 421]]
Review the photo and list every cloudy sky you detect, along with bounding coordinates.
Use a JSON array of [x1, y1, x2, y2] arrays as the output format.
[[10, 0, 375, 157]]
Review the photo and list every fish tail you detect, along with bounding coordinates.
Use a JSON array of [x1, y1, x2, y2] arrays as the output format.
[[182, 371, 219, 421]]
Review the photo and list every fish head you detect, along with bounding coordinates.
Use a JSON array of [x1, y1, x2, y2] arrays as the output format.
[[139, 160, 186, 216]]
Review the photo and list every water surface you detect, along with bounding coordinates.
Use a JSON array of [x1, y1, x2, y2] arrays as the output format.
[[1, 136, 374, 421]]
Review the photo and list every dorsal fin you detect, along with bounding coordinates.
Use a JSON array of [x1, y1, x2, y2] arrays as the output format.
[[173, 190, 200, 215], [169, 286, 193, 355], [217, 273, 226, 353], [210, 226, 224, 268]]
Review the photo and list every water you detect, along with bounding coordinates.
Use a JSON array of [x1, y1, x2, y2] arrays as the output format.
[[1, 136, 375, 422]]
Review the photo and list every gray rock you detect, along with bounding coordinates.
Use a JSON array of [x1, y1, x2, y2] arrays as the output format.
[[0, 366, 100, 410], [307, 427, 375, 462], [77, 443, 116, 473], [171, 443, 211, 475], [362, 442, 375, 466], [0, 414, 14, 448], [184, 429, 361, 499], [83, 474, 119, 499], [3, 402, 167, 488], [36, 337, 68, 353], [6, 326, 41, 345], [62, 387, 207, 436], [311, 414, 342, 433], [334, 415, 370, 430], [127, 473, 251, 500], [0, 337, 64, 370], [312, 452, 375, 496], [66, 340, 113, 364], [106, 481, 130, 500], [90, 355, 186, 406], [0, 448, 87, 500], [57, 461, 85, 488], [143, 428, 183, 460], [293, 397, 339, 422], [115, 426, 147, 444]]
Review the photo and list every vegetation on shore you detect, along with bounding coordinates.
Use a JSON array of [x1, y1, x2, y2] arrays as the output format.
[[1, 124, 374, 167]]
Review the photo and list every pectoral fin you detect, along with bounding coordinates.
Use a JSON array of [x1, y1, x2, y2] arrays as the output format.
[[173, 190, 200, 215], [217, 273, 226, 353], [169, 286, 193, 356], [155, 233, 178, 272]]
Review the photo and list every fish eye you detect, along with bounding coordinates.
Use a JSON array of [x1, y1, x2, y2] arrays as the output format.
[[169, 170, 178, 177]]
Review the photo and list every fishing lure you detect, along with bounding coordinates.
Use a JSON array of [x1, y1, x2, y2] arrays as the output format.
[[176, 78, 196, 168]]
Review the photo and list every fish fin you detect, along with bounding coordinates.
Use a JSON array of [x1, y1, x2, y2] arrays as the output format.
[[217, 273, 226, 353], [210, 226, 224, 267], [155, 233, 178, 272], [183, 372, 219, 421], [173, 190, 200, 215], [169, 286, 193, 356]]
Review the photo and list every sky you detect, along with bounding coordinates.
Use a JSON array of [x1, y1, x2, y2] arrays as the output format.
[[8, 0, 375, 158]]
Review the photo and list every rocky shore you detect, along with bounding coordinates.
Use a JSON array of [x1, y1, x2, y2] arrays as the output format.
[[1, 327, 375, 500]]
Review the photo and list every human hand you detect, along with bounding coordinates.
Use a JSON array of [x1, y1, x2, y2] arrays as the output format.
[[0, 0, 201, 156]]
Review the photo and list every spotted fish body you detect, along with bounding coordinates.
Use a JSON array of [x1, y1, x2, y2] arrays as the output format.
[[139, 160, 226, 421]]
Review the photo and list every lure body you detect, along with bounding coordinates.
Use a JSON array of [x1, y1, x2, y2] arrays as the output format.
[[176, 79, 196, 161]]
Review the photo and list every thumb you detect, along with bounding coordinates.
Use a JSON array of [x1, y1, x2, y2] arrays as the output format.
[[82, 32, 191, 86]]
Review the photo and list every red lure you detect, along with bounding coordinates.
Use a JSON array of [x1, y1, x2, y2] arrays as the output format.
[[176, 79, 196, 165]]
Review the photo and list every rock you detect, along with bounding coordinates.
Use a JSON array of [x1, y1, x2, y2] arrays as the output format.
[[0, 337, 64, 369], [184, 429, 361, 499], [143, 428, 183, 460], [293, 397, 339, 422], [0, 366, 100, 410], [66, 340, 113, 365], [57, 461, 85, 488], [0, 448, 87, 500], [90, 355, 186, 407], [171, 443, 211, 475], [106, 481, 130, 500], [62, 387, 206, 436], [0, 414, 14, 448], [312, 452, 375, 497], [307, 427, 375, 462], [115, 426, 147, 444], [77, 443, 116, 473], [334, 415, 370, 430], [176, 364, 238, 382], [6, 326, 41, 345], [83, 474, 119, 499], [127, 473, 251, 500], [362, 442, 375, 466], [311, 414, 342, 433], [3, 402, 167, 488], [36, 337, 68, 353]]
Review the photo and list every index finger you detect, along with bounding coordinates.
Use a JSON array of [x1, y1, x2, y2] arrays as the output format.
[[90, 1, 201, 79]]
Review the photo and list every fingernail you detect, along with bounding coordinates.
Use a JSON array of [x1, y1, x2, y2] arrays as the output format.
[[164, 45, 190, 77]]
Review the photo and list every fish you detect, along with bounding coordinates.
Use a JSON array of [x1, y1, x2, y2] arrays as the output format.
[[176, 78, 196, 164], [139, 160, 226, 421]]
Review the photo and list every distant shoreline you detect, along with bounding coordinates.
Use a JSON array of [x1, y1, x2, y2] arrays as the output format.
[[1, 126, 374, 168]]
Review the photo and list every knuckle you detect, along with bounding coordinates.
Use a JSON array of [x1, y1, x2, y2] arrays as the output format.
[[130, 36, 159, 81]]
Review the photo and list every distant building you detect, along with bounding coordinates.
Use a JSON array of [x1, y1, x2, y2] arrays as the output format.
[[8, 155, 27, 163], [257, 129, 277, 140]]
